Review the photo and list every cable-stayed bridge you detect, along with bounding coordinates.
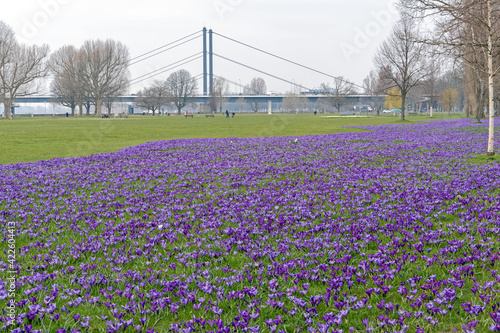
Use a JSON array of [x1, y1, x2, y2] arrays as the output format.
[[12, 28, 384, 110], [14, 94, 380, 105], [127, 27, 358, 95]]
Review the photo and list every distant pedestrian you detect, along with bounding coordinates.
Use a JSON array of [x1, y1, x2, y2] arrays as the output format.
[[226, 110, 229, 118], [232, 112, 235, 117], [65, 112, 69, 118]]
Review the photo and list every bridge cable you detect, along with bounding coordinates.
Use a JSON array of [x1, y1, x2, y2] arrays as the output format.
[[129, 30, 201, 63], [130, 52, 203, 83], [213, 53, 311, 91], [213, 75, 246, 90], [130, 55, 203, 85], [129, 32, 202, 66], [191, 73, 205, 84], [213, 32, 364, 91]]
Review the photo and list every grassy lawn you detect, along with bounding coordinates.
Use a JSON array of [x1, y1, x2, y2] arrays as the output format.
[[0, 113, 465, 164]]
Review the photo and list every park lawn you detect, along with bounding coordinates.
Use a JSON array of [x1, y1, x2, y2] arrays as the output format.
[[1, 117, 499, 332], [0, 113, 465, 165]]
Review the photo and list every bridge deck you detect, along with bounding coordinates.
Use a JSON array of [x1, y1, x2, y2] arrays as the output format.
[[14, 95, 385, 104]]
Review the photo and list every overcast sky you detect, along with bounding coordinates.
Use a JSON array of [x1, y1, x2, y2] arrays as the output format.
[[3, 0, 399, 94]]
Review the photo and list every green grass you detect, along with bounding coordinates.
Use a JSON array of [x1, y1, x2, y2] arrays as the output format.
[[467, 153, 500, 165], [0, 113, 465, 165]]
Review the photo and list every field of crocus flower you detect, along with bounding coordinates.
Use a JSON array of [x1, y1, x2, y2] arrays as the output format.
[[1, 118, 500, 333]]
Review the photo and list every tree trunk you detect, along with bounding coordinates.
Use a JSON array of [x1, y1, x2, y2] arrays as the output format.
[[4, 99, 13, 120], [464, 65, 477, 119], [476, 78, 485, 122], [95, 99, 102, 117], [401, 93, 406, 121], [85, 103, 91, 115], [78, 101, 83, 116], [487, 0, 495, 156]]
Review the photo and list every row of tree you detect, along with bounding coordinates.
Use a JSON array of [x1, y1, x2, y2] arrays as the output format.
[[135, 76, 271, 115], [210, 76, 356, 114], [365, 0, 499, 155], [136, 73, 359, 114], [0, 21, 131, 119], [134, 70, 198, 115], [0, 20, 204, 118], [50, 41, 129, 117]]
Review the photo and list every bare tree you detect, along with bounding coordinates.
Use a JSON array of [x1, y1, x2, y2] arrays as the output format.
[[0, 21, 50, 120], [463, 64, 479, 117], [245, 77, 267, 94], [316, 78, 354, 113], [0, 21, 17, 114], [103, 97, 115, 116], [244, 77, 267, 112], [210, 76, 229, 113], [135, 80, 169, 115], [236, 96, 246, 113], [50, 74, 77, 115], [364, 68, 393, 95], [374, 6, 430, 120], [411, 0, 500, 154], [363, 69, 389, 114], [165, 69, 198, 115], [363, 70, 379, 94], [82, 97, 94, 116], [456, 23, 490, 121], [79, 39, 130, 117], [49, 45, 86, 116], [283, 91, 309, 113], [420, 54, 441, 117]]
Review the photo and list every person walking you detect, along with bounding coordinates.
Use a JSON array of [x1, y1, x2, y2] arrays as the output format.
[[226, 110, 229, 118]]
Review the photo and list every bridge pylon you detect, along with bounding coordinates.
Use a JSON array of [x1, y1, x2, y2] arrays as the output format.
[[209, 29, 213, 96], [202, 27, 214, 96], [203, 27, 207, 96]]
